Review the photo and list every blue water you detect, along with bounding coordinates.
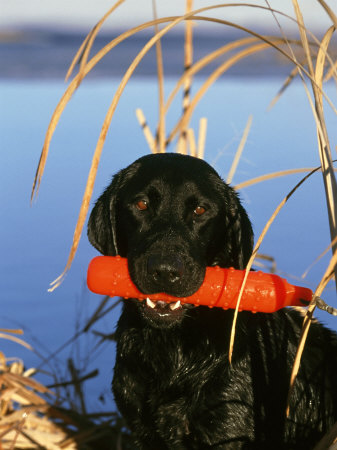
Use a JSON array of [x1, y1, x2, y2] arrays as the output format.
[[1, 77, 337, 412]]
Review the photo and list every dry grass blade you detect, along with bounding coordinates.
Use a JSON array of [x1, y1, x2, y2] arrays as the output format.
[[65, 0, 125, 82], [318, 25, 337, 83], [40, 32, 316, 287], [1, 319, 130, 448], [226, 115, 252, 185], [165, 36, 256, 110], [152, 0, 165, 153], [7, 373, 53, 396], [313, 26, 337, 284], [229, 166, 322, 362], [187, 128, 197, 157], [48, 12, 206, 290], [167, 41, 279, 146], [0, 329, 23, 335], [292, 0, 315, 77], [289, 16, 337, 193], [32, 8, 265, 202], [167, 23, 334, 148], [197, 117, 207, 159], [287, 247, 337, 417], [177, 0, 194, 154], [31, 16, 177, 202], [268, 65, 299, 110], [32, 3, 332, 203], [164, 35, 288, 121], [183, 0, 194, 115], [31, 81, 80, 202], [50, 9, 283, 289], [234, 167, 325, 190], [324, 59, 337, 82], [284, 19, 337, 396], [315, 26, 335, 111], [263, 1, 337, 116], [0, 333, 32, 351], [65, 32, 92, 82], [163, 21, 336, 132], [302, 235, 337, 279], [35, 8, 260, 267], [317, 0, 337, 28], [135, 108, 156, 152], [33, 14, 320, 205], [286, 21, 337, 403]]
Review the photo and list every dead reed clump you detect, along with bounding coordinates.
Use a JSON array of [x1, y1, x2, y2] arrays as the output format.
[[0, 332, 71, 449], [0, 328, 135, 449]]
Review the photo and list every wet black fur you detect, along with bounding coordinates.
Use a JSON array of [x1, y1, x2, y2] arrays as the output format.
[[88, 153, 337, 449]]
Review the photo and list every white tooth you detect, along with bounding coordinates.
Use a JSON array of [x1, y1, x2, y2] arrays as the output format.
[[170, 300, 181, 311], [146, 298, 156, 309]]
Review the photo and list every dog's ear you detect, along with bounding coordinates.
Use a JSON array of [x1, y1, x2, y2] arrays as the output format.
[[226, 190, 254, 269], [87, 162, 140, 255], [87, 175, 120, 255], [211, 181, 254, 270]]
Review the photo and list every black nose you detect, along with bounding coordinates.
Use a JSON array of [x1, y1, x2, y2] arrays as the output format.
[[147, 254, 184, 287]]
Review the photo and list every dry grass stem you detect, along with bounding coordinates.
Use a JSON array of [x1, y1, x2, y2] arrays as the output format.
[[324, 59, 337, 82], [177, 0, 194, 154], [33, 4, 337, 285], [187, 128, 197, 157], [268, 65, 300, 110], [65, 0, 125, 82], [183, 0, 194, 112], [317, 0, 337, 28], [166, 38, 305, 146], [287, 247, 337, 417], [0, 333, 32, 351], [302, 235, 337, 279], [48, 12, 208, 290], [31, 11, 245, 200], [291, 0, 315, 77], [284, 10, 337, 402], [135, 108, 156, 153], [164, 32, 320, 126], [314, 28, 337, 264], [0, 329, 23, 335], [165, 36, 260, 113], [290, 12, 337, 272], [1, 320, 130, 448], [229, 166, 323, 362], [233, 167, 336, 190], [226, 115, 252, 185], [32, 2, 335, 201], [152, 0, 166, 153], [37, 10, 228, 283], [31, 16, 178, 202], [197, 117, 207, 159]]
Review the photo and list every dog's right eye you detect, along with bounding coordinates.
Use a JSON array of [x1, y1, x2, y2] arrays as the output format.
[[135, 200, 148, 211], [194, 206, 206, 216]]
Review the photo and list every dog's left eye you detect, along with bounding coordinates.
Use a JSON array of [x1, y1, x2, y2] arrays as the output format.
[[136, 200, 148, 211], [194, 206, 206, 216]]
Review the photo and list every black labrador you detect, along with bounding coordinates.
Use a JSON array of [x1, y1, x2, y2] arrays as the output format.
[[88, 153, 337, 449]]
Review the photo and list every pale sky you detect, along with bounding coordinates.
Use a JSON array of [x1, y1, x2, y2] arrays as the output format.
[[1, 0, 336, 32]]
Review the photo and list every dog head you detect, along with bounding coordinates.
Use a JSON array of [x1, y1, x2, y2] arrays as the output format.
[[88, 153, 253, 328]]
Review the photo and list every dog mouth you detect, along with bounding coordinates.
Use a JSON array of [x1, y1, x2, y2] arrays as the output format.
[[144, 297, 182, 314], [137, 297, 187, 327]]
